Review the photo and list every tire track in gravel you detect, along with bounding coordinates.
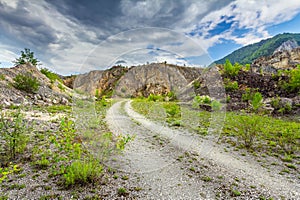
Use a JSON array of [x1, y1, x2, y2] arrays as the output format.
[[106, 100, 300, 199]]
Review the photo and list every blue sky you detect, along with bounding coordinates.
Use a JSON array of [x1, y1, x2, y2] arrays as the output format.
[[1, 0, 300, 75]]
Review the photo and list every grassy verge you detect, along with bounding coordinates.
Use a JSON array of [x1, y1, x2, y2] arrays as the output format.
[[131, 99, 300, 162]]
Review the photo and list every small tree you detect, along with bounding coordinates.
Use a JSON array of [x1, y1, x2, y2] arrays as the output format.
[[13, 48, 40, 66]]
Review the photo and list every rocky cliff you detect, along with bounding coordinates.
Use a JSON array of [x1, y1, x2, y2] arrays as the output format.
[[252, 47, 300, 73], [273, 39, 298, 54], [74, 63, 203, 98]]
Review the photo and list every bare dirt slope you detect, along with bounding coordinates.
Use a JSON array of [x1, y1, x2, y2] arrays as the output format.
[[106, 100, 300, 199]]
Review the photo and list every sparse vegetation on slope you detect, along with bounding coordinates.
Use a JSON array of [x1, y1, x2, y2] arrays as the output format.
[[12, 73, 40, 93]]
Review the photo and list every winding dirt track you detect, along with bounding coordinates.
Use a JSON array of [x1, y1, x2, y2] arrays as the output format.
[[106, 100, 300, 199]]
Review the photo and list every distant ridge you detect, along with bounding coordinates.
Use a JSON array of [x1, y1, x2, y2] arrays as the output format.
[[214, 33, 300, 65]]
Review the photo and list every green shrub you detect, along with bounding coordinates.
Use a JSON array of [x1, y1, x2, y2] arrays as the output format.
[[40, 68, 62, 83], [64, 158, 103, 186], [229, 113, 261, 148], [224, 79, 239, 92], [270, 97, 280, 109], [164, 103, 181, 118], [224, 59, 241, 77], [251, 92, 263, 112], [13, 73, 40, 93], [193, 95, 211, 106], [283, 65, 300, 92], [244, 64, 251, 71], [211, 100, 222, 111], [242, 88, 252, 101], [0, 110, 30, 161]]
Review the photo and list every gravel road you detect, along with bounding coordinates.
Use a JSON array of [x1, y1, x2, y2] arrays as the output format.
[[106, 100, 300, 199]]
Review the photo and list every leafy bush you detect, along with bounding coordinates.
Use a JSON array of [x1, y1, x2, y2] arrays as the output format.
[[224, 59, 241, 77], [0, 110, 30, 161], [13, 48, 40, 66], [40, 68, 62, 83], [229, 113, 261, 148], [13, 73, 40, 93]]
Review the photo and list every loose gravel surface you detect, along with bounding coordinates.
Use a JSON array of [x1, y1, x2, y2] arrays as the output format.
[[106, 100, 300, 199]]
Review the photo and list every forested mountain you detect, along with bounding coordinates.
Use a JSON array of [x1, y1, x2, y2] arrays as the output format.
[[215, 33, 300, 64]]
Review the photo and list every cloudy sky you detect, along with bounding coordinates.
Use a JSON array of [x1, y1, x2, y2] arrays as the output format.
[[1, 0, 300, 75]]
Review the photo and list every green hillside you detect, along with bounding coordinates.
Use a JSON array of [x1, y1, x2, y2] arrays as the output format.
[[215, 33, 300, 64]]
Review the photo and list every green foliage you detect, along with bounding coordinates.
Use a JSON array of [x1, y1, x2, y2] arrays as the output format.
[[228, 113, 261, 148], [224, 78, 239, 92], [0, 74, 5, 81], [244, 64, 251, 71], [283, 65, 300, 92], [215, 33, 300, 64], [13, 48, 40, 66], [166, 91, 177, 101], [34, 155, 50, 169], [270, 97, 280, 109], [193, 80, 201, 89], [0, 164, 21, 183], [40, 68, 62, 83], [132, 99, 300, 155], [231, 189, 241, 196], [13, 73, 40, 93], [64, 158, 103, 186], [95, 89, 100, 98], [250, 92, 263, 112], [58, 83, 65, 91], [147, 94, 164, 102], [242, 89, 263, 112], [211, 100, 222, 111], [224, 112, 300, 153], [117, 187, 128, 196], [164, 103, 181, 118], [223, 59, 241, 77], [0, 110, 30, 161], [116, 134, 133, 151], [193, 95, 211, 108]]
